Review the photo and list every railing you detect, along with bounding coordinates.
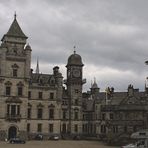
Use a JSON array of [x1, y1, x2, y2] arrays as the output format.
[[5, 114, 21, 122]]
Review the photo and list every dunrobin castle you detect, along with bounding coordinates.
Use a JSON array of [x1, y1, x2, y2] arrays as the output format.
[[0, 15, 148, 144]]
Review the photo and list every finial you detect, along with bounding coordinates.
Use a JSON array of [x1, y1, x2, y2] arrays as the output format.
[[14, 11, 17, 19], [91, 80, 93, 87], [73, 46, 76, 54], [94, 77, 96, 83]]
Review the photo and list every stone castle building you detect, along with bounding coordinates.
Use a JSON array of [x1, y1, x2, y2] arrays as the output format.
[[0, 15, 148, 143]]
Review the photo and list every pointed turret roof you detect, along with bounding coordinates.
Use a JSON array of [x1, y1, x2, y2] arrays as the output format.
[[7, 15, 27, 38], [1, 14, 27, 41], [91, 78, 99, 89]]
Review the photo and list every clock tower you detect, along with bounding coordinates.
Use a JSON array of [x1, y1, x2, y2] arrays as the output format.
[[65, 50, 86, 135]]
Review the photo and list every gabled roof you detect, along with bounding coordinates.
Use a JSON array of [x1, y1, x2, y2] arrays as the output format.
[[2, 16, 27, 40]]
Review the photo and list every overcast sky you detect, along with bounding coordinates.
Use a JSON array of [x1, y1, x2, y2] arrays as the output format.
[[0, 0, 148, 92]]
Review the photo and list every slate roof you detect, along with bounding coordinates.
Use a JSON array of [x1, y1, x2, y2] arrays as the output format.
[[30, 73, 55, 86], [83, 88, 148, 112], [67, 51, 83, 66], [2, 17, 27, 40]]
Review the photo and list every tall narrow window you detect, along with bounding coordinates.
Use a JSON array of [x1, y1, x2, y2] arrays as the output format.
[[124, 126, 127, 132], [62, 124, 66, 133], [74, 124, 78, 132], [18, 87, 23, 96], [6, 86, 11, 96], [27, 123, 30, 132], [38, 92, 42, 99], [75, 99, 78, 105], [28, 108, 31, 119], [82, 124, 85, 133], [49, 124, 53, 133], [110, 113, 114, 120], [63, 110, 67, 119], [49, 109, 54, 119], [75, 89, 79, 93], [113, 126, 118, 133], [28, 91, 31, 99], [37, 108, 43, 119], [37, 123, 42, 132], [101, 125, 106, 133], [50, 92, 54, 99], [7, 104, 10, 115], [11, 105, 16, 116], [13, 69, 17, 77], [17, 105, 20, 115], [102, 113, 106, 120], [74, 112, 78, 120]]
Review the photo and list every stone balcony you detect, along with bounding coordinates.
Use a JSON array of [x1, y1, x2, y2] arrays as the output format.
[[5, 114, 21, 122]]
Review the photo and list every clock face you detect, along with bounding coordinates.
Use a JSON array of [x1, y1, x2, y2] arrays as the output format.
[[73, 69, 81, 77]]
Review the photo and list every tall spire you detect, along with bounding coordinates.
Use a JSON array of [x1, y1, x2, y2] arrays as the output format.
[[36, 58, 39, 74]]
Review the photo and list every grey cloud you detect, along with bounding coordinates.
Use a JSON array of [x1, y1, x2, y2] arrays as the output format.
[[0, 0, 148, 91]]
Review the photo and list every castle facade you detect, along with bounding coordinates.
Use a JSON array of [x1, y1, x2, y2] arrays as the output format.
[[0, 16, 148, 144]]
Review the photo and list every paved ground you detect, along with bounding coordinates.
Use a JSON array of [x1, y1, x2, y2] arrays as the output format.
[[0, 140, 120, 148]]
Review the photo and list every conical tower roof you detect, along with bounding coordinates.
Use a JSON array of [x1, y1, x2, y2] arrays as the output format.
[[1, 14, 27, 41], [91, 78, 99, 89]]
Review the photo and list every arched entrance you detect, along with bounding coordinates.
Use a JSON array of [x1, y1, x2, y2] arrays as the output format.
[[8, 126, 17, 140]]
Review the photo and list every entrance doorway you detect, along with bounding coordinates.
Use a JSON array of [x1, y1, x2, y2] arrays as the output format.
[[8, 126, 17, 140], [62, 123, 67, 133]]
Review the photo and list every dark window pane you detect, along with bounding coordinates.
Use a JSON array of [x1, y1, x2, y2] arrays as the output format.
[[37, 108, 43, 119], [6, 86, 11, 96], [49, 124, 53, 133], [28, 108, 31, 119], [13, 69, 17, 77], [18, 87, 23, 96], [50, 93, 54, 99], [37, 124, 42, 132], [28, 91, 31, 99], [27, 123, 30, 132], [74, 112, 78, 120], [39, 92, 42, 99], [49, 109, 54, 119], [74, 124, 78, 132]]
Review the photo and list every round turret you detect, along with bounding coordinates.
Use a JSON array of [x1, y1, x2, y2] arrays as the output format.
[[25, 44, 31, 51], [67, 51, 83, 66]]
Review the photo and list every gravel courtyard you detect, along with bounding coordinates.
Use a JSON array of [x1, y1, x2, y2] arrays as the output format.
[[0, 140, 120, 148]]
